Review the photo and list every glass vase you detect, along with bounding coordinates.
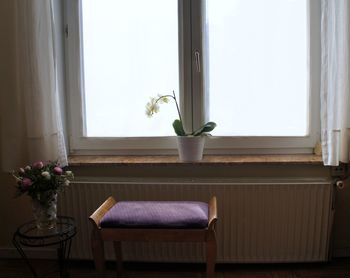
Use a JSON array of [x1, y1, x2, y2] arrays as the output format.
[[32, 192, 58, 230]]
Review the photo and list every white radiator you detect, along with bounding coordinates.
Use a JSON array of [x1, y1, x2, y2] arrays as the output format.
[[58, 178, 334, 263]]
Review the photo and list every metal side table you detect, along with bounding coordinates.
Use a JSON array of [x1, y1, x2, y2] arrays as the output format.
[[13, 216, 76, 278]]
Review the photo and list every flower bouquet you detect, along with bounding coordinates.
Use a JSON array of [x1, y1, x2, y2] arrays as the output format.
[[12, 161, 74, 229]]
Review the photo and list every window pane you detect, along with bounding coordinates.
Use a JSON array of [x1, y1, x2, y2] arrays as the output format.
[[206, 0, 308, 136], [82, 0, 179, 137]]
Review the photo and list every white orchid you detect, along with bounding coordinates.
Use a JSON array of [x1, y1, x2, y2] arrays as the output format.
[[145, 91, 216, 136]]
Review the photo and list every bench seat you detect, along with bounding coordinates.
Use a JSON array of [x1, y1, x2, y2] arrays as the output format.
[[89, 196, 217, 278], [100, 201, 208, 229]]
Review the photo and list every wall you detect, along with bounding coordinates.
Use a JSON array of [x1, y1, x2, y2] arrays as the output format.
[[0, 0, 350, 259]]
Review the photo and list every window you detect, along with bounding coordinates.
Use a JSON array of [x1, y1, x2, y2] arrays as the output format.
[[64, 0, 321, 155]]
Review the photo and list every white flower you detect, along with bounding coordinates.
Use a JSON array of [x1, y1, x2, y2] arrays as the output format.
[[145, 97, 160, 117], [41, 171, 51, 180], [25, 166, 31, 171], [64, 180, 70, 186], [157, 94, 169, 104], [65, 171, 73, 178]]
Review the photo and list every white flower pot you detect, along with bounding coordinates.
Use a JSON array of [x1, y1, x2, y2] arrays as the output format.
[[176, 136, 205, 162]]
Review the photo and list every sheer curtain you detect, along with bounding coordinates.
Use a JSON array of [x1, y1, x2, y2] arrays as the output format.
[[321, 0, 350, 166], [0, 0, 67, 171]]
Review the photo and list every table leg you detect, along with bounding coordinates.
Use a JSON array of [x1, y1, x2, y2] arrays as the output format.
[[58, 239, 73, 278], [12, 236, 38, 278]]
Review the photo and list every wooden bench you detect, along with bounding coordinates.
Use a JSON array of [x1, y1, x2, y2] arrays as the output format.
[[89, 196, 218, 278]]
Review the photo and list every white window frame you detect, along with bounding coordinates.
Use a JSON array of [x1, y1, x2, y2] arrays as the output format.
[[64, 0, 321, 155]]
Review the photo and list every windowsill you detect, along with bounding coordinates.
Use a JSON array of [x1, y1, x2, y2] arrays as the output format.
[[68, 154, 323, 166]]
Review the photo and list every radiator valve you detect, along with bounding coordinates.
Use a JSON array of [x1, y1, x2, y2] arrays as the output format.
[[335, 180, 345, 189]]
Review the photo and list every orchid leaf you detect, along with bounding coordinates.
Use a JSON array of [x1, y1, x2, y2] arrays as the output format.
[[191, 122, 217, 136], [172, 119, 186, 136]]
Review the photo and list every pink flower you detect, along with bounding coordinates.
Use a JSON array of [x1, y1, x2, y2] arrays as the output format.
[[33, 161, 44, 169], [22, 178, 33, 189], [54, 166, 63, 175]]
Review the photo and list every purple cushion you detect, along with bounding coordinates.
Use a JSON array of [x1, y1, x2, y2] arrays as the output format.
[[100, 201, 208, 229]]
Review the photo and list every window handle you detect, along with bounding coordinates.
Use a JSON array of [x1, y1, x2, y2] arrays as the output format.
[[195, 51, 201, 73]]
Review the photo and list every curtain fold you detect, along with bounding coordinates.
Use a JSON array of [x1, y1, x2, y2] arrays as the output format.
[[0, 0, 67, 171], [321, 0, 350, 166]]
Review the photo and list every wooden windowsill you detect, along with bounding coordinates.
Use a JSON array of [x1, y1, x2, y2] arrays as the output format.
[[68, 154, 323, 166]]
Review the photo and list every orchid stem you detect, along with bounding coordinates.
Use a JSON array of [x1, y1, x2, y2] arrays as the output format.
[[172, 91, 183, 124], [155, 91, 183, 124]]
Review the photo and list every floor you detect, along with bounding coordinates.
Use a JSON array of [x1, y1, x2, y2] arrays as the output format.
[[1, 259, 350, 278]]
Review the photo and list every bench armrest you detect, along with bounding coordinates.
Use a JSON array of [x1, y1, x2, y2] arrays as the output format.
[[89, 196, 117, 229]]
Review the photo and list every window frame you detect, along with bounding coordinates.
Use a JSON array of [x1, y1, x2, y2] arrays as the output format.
[[64, 0, 321, 155]]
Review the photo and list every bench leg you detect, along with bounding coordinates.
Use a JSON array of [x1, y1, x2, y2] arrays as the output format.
[[114, 241, 123, 277], [91, 229, 106, 277], [206, 231, 217, 278]]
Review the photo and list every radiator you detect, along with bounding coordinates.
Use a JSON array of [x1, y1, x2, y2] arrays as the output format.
[[58, 178, 334, 263]]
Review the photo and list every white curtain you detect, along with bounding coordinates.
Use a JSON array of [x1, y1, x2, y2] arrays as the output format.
[[321, 0, 350, 166], [0, 0, 67, 171]]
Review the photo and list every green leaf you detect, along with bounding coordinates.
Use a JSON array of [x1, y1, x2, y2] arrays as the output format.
[[172, 119, 186, 136], [191, 122, 217, 136]]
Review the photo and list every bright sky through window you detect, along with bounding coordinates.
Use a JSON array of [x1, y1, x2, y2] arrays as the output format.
[[82, 0, 179, 137], [207, 0, 308, 136], [82, 0, 308, 138]]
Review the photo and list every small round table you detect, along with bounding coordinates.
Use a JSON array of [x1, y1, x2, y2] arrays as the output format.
[[12, 216, 76, 278]]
